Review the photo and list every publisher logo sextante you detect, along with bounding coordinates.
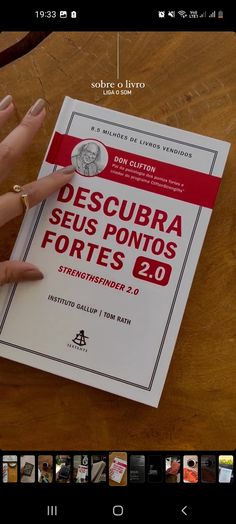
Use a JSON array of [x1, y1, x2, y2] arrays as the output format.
[[67, 330, 89, 352]]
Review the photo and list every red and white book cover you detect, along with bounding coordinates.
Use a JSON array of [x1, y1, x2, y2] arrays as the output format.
[[0, 97, 230, 406], [109, 457, 127, 483]]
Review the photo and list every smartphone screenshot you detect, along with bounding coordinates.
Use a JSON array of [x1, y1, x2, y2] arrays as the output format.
[[0, 5, 235, 521]]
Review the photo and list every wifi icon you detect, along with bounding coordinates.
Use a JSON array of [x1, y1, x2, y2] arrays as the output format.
[[178, 10, 187, 18]]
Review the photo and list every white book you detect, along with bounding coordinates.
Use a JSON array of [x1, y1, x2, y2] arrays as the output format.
[[0, 97, 230, 407]]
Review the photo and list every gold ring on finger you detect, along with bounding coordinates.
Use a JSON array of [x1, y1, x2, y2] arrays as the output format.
[[13, 184, 30, 214]]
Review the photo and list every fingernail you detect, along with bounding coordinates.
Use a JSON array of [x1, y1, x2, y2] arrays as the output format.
[[62, 165, 75, 174], [29, 98, 46, 116], [0, 95, 13, 110], [23, 268, 44, 281]]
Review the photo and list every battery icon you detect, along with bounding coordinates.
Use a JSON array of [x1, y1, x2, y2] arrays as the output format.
[[218, 10, 223, 18], [71, 11, 77, 18]]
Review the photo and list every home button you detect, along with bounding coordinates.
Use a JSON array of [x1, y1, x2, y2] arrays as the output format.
[[113, 505, 124, 517]]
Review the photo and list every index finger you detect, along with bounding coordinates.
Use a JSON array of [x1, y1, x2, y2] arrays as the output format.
[[0, 166, 75, 228]]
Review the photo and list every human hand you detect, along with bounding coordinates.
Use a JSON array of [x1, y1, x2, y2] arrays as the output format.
[[0, 95, 74, 285]]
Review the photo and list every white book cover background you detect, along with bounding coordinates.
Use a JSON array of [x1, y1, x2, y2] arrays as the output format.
[[0, 97, 230, 406], [109, 458, 127, 483]]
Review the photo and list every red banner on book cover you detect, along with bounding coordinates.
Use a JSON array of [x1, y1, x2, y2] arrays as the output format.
[[46, 132, 221, 209]]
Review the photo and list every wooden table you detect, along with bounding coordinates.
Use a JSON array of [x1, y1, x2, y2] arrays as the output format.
[[0, 31, 235, 451]]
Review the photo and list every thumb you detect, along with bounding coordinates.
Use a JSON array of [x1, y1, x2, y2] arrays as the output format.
[[0, 260, 44, 286]]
